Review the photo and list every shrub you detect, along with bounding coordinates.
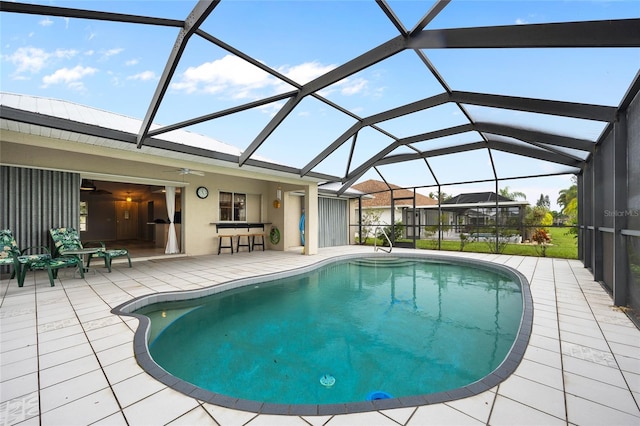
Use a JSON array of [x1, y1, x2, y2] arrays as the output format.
[[459, 233, 468, 251], [379, 221, 404, 246], [358, 209, 383, 244], [532, 228, 552, 257], [423, 225, 439, 249]]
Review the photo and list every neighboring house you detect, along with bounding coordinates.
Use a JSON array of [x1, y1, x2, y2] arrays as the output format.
[[351, 179, 438, 240], [350, 183, 529, 243], [437, 192, 529, 240]]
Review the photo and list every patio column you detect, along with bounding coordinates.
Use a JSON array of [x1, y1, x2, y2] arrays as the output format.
[[304, 184, 318, 255]]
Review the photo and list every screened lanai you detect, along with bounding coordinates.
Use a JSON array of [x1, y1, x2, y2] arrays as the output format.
[[1, 1, 639, 312]]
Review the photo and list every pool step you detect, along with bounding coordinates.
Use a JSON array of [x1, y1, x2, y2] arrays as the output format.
[[350, 257, 416, 268]]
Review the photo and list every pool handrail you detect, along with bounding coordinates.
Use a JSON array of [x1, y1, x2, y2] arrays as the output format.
[[374, 226, 392, 253]]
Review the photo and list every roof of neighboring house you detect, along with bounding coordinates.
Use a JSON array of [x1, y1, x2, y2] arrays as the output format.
[[415, 191, 530, 210], [443, 192, 514, 204], [351, 179, 437, 208]]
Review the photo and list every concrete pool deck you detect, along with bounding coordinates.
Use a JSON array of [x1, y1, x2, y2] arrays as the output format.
[[1, 246, 639, 425]]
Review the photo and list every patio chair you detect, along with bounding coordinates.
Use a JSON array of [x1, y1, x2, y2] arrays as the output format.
[[1, 229, 83, 287], [49, 227, 131, 273]]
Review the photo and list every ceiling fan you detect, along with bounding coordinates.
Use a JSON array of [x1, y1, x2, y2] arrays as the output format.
[[80, 179, 112, 195], [167, 168, 205, 176]]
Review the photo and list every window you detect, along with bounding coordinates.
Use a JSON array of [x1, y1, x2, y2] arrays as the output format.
[[80, 201, 88, 231], [219, 191, 246, 221]]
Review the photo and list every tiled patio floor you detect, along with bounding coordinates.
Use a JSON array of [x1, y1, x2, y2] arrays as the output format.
[[1, 246, 639, 425]]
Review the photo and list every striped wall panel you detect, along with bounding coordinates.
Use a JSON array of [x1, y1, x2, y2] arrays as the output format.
[[1, 165, 80, 258]]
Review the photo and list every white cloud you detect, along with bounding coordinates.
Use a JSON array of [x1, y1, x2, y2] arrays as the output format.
[[100, 48, 123, 61], [515, 18, 527, 25], [280, 61, 335, 84], [278, 61, 369, 97], [257, 100, 285, 117], [371, 86, 386, 98], [171, 55, 371, 108], [171, 54, 276, 96], [54, 49, 78, 60], [337, 77, 367, 96], [128, 70, 156, 81], [125, 59, 139, 66], [39, 18, 54, 27], [42, 65, 97, 88], [3, 47, 79, 76], [4, 47, 49, 74], [67, 81, 86, 91], [104, 48, 123, 57]]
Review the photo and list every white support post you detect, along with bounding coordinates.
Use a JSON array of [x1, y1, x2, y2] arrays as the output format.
[[304, 184, 318, 255]]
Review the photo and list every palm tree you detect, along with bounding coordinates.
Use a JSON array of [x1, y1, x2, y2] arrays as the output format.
[[557, 185, 577, 215], [428, 191, 450, 203], [499, 186, 527, 201], [557, 180, 578, 234]]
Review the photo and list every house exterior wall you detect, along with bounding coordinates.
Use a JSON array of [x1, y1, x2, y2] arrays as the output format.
[[1, 130, 321, 257]]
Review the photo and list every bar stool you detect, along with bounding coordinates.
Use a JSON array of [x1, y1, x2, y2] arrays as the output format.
[[236, 234, 252, 252], [251, 233, 265, 251], [218, 235, 234, 254]]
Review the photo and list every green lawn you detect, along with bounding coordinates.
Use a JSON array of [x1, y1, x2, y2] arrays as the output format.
[[365, 227, 578, 259]]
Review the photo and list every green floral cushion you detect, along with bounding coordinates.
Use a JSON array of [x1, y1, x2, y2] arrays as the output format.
[[17, 254, 52, 264], [50, 227, 109, 255], [49, 258, 80, 267], [1, 230, 21, 266], [49, 226, 130, 272], [22, 256, 78, 270], [105, 249, 128, 257], [50, 227, 84, 253], [1, 229, 20, 256], [3, 229, 85, 287], [0, 251, 15, 266]]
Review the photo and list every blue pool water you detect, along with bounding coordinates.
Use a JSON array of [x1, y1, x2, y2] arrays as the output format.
[[137, 257, 524, 405]]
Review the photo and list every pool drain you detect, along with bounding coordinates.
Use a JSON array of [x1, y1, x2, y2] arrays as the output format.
[[319, 374, 335, 387]]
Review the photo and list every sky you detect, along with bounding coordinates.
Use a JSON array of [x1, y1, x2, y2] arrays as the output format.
[[2, 0, 639, 211]]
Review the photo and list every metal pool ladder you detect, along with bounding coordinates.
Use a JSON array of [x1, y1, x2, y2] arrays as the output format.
[[374, 226, 392, 253]]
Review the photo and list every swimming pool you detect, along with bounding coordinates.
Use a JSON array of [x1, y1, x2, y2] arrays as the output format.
[[113, 253, 533, 415]]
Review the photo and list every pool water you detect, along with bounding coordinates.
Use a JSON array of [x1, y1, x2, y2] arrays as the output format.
[[140, 258, 523, 405]]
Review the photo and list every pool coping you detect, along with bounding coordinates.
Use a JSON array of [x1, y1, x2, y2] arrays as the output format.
[[111, 252, 534, 416]]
